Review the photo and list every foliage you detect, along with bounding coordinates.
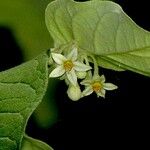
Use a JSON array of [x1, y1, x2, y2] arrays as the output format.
[[46, 0, 150, 76], [0, 53, 49, 149], [0, 0, 150, 149]]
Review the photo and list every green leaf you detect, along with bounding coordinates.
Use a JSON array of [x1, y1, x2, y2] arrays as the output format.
[[0, 0, 53, 60], [21, 135, 53, 150], [0, 53, 48, 150], [0, 0, 59, 130], [45, 0, 150, 76]]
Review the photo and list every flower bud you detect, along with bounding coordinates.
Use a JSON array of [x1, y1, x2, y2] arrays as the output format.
[[67, 85, 81, 101], [77, 71, 87, 79], [48, 55, 54, 65]]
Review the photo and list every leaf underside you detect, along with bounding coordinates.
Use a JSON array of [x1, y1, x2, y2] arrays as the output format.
[[0, 53, 48, 150], [21, 135, 53, 150], [45, 0, 150, 76]]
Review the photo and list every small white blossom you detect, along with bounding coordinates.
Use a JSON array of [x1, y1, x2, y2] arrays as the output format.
[[49, 47, 91, 86], [81, 75, 118, 98]]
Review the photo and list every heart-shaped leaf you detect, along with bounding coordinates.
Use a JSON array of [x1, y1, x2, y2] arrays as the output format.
[[45, 0, 150, 76], [0, 53, 49, 150]]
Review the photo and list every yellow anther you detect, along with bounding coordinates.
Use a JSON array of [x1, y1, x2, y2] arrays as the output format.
[[64, 60, 74, 71], [92, 82, 102, 92]]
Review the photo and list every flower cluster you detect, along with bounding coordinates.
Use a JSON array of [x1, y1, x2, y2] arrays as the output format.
[[49, 45, 117, 101]]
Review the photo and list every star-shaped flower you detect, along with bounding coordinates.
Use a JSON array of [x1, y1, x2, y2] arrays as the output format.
[[49, 47, 91, 86], [81, 75, 118, 98]]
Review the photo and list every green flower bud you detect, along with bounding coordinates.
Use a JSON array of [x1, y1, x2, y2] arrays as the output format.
[[77, 71, 87, 79], [48, 55, 54, 65], [67, 85, 81, 101]]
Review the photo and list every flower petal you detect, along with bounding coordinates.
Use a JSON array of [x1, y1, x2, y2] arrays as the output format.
[[100, 75, 106, 82], [67, 47, 78, 61], [97, 89, 106, 98], [82, 87, 93, 96], [103, 83, 118, 90], [66, 69, 77, 86], [51, 53, 67, 64], [93, 75, 105, 83], [80, 79, 91, 86], [74, 61, 92, 71], [49, 66, 65, 78]]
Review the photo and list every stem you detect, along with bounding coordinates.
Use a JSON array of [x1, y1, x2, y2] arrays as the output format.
[[83, 55, 92, 78], [89, 55, 99, 76]]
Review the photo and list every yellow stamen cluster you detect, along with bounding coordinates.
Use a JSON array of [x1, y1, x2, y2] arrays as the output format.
[[92, 82, 102, 92], [64, 60, 74, 71]]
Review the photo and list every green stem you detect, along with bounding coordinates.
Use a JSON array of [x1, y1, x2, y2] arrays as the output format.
[[89, 55, 99, 76], [83, 55, 92, 78]]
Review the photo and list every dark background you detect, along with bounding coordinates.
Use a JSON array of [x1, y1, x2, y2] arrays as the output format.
[[0, 0, 150, 149]]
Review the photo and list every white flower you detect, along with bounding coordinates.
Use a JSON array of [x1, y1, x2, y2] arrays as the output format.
[[81, 75, 118, 98], [49, 47, 91, 86]]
